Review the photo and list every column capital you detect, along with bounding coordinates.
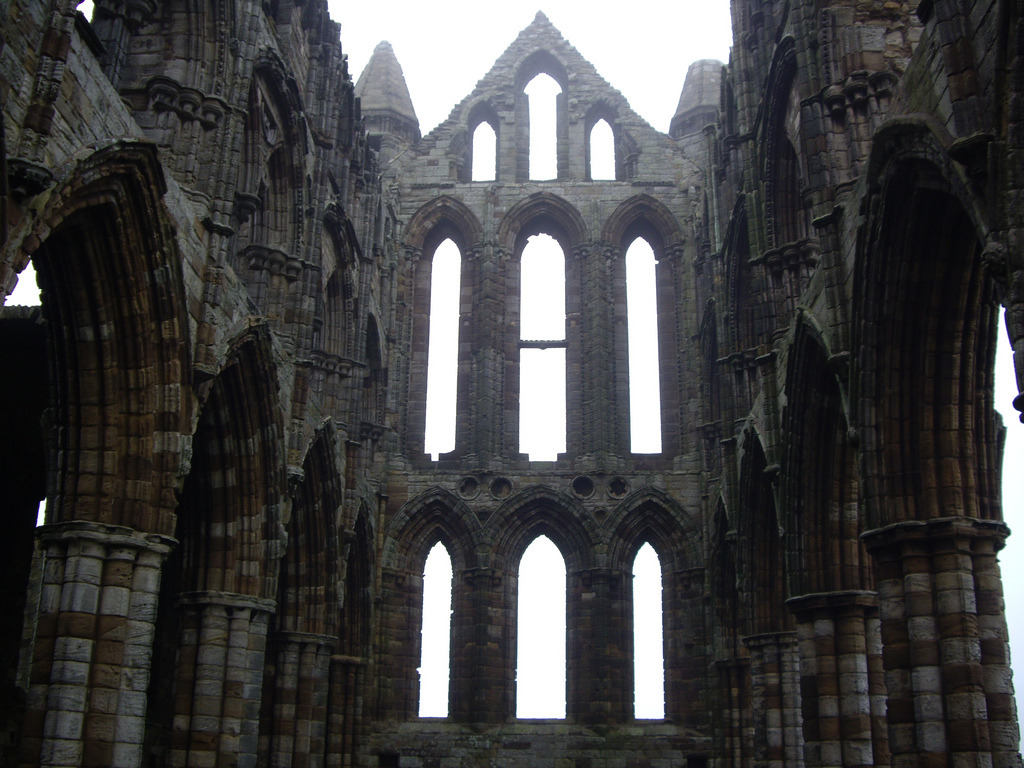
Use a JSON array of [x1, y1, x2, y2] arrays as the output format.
[[861, 516, 1010, 553], [177, 590, 277, 614], [786, 589, 878, 617], [37, 519, 176, 555]]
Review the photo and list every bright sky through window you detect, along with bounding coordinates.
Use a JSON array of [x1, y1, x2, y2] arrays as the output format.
[[471, 122, 496, 181], [418, 543, 453, 717], [516, 535, 566, 718], [519, 234, 566, 460], [626, 239, 662, 453], [590, 119, 615, 180], [424, 240, 461, 459], [633, 543, 665, 719], [525, 74, 560, 181], [7, 262, 41, 306]]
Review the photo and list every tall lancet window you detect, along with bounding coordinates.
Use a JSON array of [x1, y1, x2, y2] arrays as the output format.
[[626, 238, 662, 453], [418, 543, 453, 717], [424, 239, 462, 459], [516, 536, 567, 718], [519, 234, 566, 460], [589, 119, 615, 180], [525, 74, 561, 180], [633, 542, 665, 719]]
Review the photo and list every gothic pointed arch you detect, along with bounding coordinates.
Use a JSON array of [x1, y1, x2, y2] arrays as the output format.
[[856, 120, 997, 530], [601, 194, 684, 257], [258, 423, 342, 767], [605, 487, 700, 572], [144, 324, 288, 766], [384, 487, 481, 570], [487, 485, 596, 571], [404, 197, 480, 458], [759, 37, 808, 248], [514, 49, 569, 92], [735, 427, 790, 636], [779, 317, 866, 597], [462, 100, 501, 182], [405, 195, 484, 253], [178, 323, 288, 600], [279, 422, 344, 636], [233, 49, 312, 304], [7, 141, 191, 535], [496, 192, 588, 255]]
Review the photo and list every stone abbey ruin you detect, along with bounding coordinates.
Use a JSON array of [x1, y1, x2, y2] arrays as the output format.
[[2, 0, 1024, 766]]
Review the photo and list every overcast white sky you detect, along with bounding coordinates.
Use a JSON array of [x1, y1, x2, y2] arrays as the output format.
[[328, 1, 734, 136]]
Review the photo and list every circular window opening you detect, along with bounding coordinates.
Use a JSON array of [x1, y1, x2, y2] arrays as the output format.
[[571, 475, 595, 498], [458, 476, 480, 498], [608, 477, 629, 498], [490, 476, 513, 499]]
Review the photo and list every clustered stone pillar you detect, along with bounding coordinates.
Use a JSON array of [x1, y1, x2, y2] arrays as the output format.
[[714, 656, 752, 768], [863, 517, 1020, 768], [569, 567, 629, 723], [787, 591, 888, 768], [265, 632, 335, 768], [21, 521, 172, 768], [743, 632, 804, 768], [170, 592, 274, 768], [325, 654, 365, 768], [454, 567, 507, 723]]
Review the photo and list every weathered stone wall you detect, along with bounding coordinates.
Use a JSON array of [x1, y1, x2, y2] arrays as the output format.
[[0, 0, 1022, 767]]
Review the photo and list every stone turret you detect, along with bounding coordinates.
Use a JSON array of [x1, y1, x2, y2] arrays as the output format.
[[355, 40, 421, 146], [669, 59, 723, 138]]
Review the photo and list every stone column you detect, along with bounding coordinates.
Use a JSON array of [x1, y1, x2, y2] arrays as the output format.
[[863, 517, 1020, 768], [170, 591, 274, 768], [20, 521, 172, 768], [569, 567, 629, 724], [325, 655, 365, 768], [714, 656, 753, 768], [666, 567, 709, 725], [264, 632, 335, 768], [452, 567, 507, 723], [743, 632, 804, 768], [459, 243, 505, 461], [787, 591, 888, 768]]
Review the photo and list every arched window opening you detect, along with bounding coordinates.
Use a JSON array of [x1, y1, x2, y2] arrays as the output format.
[[471, 122, 497, 182], [525, 74, 561, 180], [773, 138, 805, 245], [425, 239, 462, 459], [626, 238, 662, 453], [995, 309, 1024, 677], [418, 542, 453, 718], [519, 234, 566, 460], [633, 543, 665, 719], [516, 535, 566, 719], [6, 262, 41, 306], [589, 119, 615, 181]]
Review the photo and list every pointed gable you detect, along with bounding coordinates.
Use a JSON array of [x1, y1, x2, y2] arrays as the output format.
[[402, 10, 690, 185]]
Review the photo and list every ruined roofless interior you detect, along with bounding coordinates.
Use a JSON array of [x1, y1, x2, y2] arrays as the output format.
[[2, 1, 1024, 767]]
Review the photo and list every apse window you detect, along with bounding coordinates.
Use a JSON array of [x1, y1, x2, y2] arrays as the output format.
[[525, 74, 561, 180], [589, 119, 615, 180], [418, 542, 453, 717], [626, 238, 662, 453], [424, 240, 461, 459], [516, 535, 567, 718], [519, 234, 566, 461], [633, 542, 665, 719], [471, 122, 497, 181]]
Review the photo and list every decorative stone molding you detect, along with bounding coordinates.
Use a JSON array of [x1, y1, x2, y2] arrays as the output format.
[[145, 76, 228, 129]]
